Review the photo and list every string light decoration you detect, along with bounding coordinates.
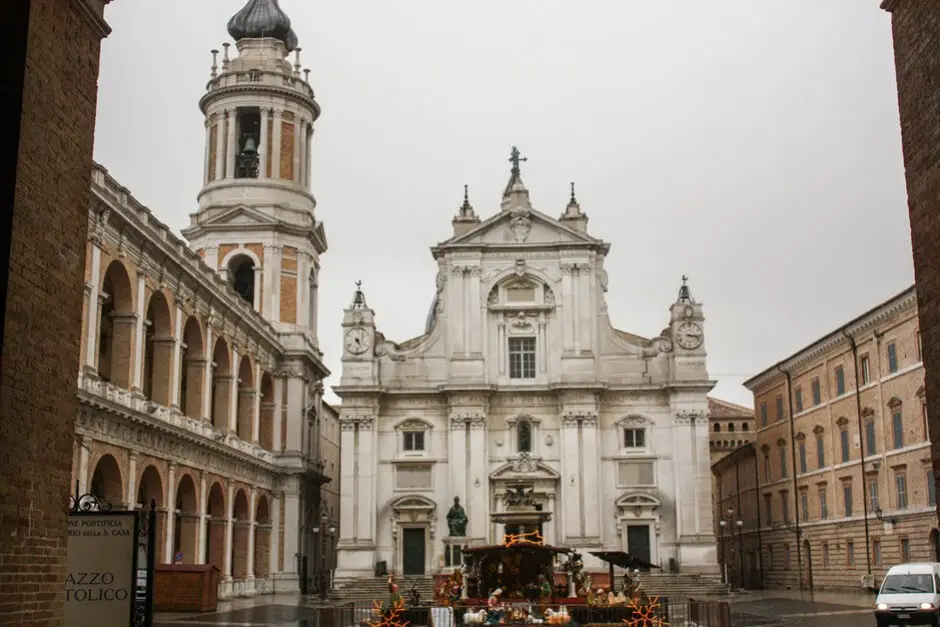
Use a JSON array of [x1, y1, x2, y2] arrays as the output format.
[[369, 598, 410, 627], [621, 595, 667, 627], [503, 529, 544, 547]]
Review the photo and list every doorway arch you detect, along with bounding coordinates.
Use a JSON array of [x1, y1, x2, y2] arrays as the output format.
[[930, 529, 940, 562]]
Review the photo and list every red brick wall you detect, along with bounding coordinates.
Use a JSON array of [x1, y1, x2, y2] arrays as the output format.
[[882, 2, 940, 525], [0, 0, 109, 623]]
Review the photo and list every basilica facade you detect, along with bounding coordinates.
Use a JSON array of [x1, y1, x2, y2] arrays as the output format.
[[72, 0, 336, 598], [335, 155, 719, 580]]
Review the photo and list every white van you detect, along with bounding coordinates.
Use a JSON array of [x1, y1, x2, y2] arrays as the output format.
[[875, 563, 940, 626]]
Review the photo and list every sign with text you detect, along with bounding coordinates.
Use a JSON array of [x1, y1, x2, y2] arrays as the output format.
[[66, 512, 136, 627]]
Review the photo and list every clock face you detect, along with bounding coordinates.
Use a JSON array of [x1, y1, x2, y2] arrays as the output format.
[[675, 322, 704, 350], [344, 327, 372, 355]]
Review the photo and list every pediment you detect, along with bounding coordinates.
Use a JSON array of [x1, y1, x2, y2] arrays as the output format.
[[441, 209, 599, 248], [391, 495, 436, 511], [202, 205, 277, 227], [490, 456, 560, 481], [616, 491, 661, 509]]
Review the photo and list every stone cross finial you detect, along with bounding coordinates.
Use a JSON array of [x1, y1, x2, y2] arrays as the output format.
[[509, 145, 527, 176]]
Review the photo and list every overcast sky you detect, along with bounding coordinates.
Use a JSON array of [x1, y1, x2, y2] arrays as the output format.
[[94, 0, 913, 409]]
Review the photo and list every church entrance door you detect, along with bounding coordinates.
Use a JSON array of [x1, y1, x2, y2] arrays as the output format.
[[402, 528, 426, 576], [627, 525, 652, 568]]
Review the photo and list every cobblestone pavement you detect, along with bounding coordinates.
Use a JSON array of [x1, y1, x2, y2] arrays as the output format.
[[153, 591, 880, 627]]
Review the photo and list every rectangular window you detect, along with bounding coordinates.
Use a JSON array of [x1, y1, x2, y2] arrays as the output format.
[[843, 483, 853, 517], [901, 538, 911, 563], [760, 402, 768, 427], [896, 473, 908, 509], [617, 461, 654, 486], [763, 454, 771, 483], [779, 444, 788, 479], [888, 342, 898, 374], [798, 441, 807, 474], [781, 492, 790, 523], [865, 420, 877, 456], [505, 285, 537, 303], [840, 429, 850, 463], [403, 431, 425, 452], [508, 337, 536, 379], [892, 410, 904, 449], [811, 378, 821, 405], [822, 542, 830, 568], [764, 494, 773, 524], [869, 479, 879, 512], [873, 540, 882, 565], [800, 492, 809, 522], [847, 541, 855, 565], [776, 396, 784, 421], [623, 428, 645, 448], [819, 488, 828, 519], [795, 388, 803, 413], [835, 365, 845, 396], [929, 471, 937, 507], [816, 435, 826, 468], [861, 355, 871, 385]]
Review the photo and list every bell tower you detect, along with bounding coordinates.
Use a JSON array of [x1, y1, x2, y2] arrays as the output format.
[[182, 0, 326, 339]]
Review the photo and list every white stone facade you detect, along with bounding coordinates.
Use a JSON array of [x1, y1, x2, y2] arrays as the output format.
[[334, 165, 718, 579]]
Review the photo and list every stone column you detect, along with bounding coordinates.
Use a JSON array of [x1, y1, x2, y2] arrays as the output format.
[[283, 491, 300, 579], [197, 472, 208, 564], [229, 345, 240, 433], [448, 415, 468, 520], [468, 267, 482, 354], [203, 245, 219, 272], [296, 119, 306, 186], [305, 126, 313, 189], [169, 304, 183, 409], [271, 110, 283, 179], [214, 114, 226, 181], [284, 374, 305, 454], [559, 414, 581, 543], [225, 108, 237, 179], [258, 108, 269, 178], [262, 245, 282, 322], [78, 436, 91, 494], [247, 488, 257, 581], [468, 415, 488, 540], [269, 494, 281, 576], [545, 493, 556, 545], [580, 413, 601, 540], [449, 267, 465, 353], [338, 421, 357, 542], [203, 120, 212, 185], [272, 376, 284, 452], [225, 483, 235, 579], [202, 323, 214, 421], [126, 452, 138, 511], [561, 264, 574, 352], [672, 414, 695, 539], [356, 418, 378, 545], [179, 515, 199, 564], [132, 272, 146, 393], [295, 253, 306, 326], [252, 267, 262, 313], [251, 363, 262, 443], [84, 244, 101, 370], [293, 118, 302, 183], [164, 463, 177, 563]]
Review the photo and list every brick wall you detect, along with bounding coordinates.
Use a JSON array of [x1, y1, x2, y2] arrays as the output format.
[[0, 0, 109, 623], [882, 1, 940, 525]]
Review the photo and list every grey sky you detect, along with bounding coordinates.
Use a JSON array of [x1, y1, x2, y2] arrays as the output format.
[[94, 0, 913, 408]]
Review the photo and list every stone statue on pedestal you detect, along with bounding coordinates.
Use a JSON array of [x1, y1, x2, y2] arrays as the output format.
[[446, 496, 468, 536]]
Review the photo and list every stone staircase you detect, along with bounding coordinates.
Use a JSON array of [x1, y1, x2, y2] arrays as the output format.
[[332, 576, 438, 603], [634, 572, 728, 599]]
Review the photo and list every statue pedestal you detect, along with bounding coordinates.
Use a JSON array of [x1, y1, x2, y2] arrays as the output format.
[[443, 536, 468, 572]]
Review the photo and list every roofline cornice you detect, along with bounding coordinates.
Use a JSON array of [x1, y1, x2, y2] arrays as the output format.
[[743, 286, 917, 391]]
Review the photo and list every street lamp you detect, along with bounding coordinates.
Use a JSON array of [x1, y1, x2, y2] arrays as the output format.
[[718, 508, 744, 588]]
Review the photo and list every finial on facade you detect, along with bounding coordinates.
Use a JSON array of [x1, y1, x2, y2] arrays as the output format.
[[222, 42, 231, 69], [456, 184, 476, 219], [294, 48, 302, 74], [210, 49, 219, 77], [304, 68, 311, 83], [570, 182, 577, 203], [677, 274, 694, 304], [352, 280, 367, 308], [509, 146, 527, 177]]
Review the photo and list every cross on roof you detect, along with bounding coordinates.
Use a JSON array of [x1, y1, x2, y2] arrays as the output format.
[[509, 146, 527, 175]]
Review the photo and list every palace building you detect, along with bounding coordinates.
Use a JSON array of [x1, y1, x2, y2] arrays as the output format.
[[735, 285, 937, 591], [334, 152, 719, 582], [71, 0, 336, 598]]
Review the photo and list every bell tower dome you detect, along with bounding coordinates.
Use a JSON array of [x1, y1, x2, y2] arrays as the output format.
[[183, 0, 327, 340]]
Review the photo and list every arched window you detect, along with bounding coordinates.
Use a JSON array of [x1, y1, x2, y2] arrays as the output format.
[[713, 423, 721, 433], [518, 420, 532, 453], [229, 256, 255, 306]]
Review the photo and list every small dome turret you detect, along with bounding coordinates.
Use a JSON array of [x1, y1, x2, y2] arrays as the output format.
[[227, 0, 298, 51]]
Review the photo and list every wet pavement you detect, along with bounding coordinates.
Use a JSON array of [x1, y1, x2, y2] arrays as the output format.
[[153, 590, 880, 626]]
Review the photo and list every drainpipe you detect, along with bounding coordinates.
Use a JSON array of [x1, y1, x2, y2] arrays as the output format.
[[754, 445, 764, 589], [777, 366, 803, 592], [843, 328, 873, 588]]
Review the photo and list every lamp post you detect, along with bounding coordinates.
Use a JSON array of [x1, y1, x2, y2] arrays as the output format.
[[718, 508, 744, 588], [313, 511, 337, 599]]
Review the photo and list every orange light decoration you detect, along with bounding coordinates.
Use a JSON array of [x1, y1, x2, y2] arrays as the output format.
[[621, 596, 667, 627], [369, 598, 411, 627], [503, 530, 544, 547]]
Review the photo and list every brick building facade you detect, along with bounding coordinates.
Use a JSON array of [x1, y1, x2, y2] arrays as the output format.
[[880, 1, 940, 527], [0, 0, 112, 624], [738, 286, 937, 591]]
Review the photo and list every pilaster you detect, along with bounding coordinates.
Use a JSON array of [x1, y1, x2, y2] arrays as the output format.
[[225, 108, 237, 179], [132, 272, 146, 392], [258, 108, 269, 178], [164, 463, 177, 563], [170, 303, 184, 408], [126, 452, 138, 511], [225, 483, 235, 579], [84, 243, 102, 371], [271, 109, 283, 179], [202, 321, 214, 421], [198, 471, 208, 564]]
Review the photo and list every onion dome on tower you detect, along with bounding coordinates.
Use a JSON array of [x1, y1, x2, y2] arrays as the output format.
[[227, 0, 299, 51]]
